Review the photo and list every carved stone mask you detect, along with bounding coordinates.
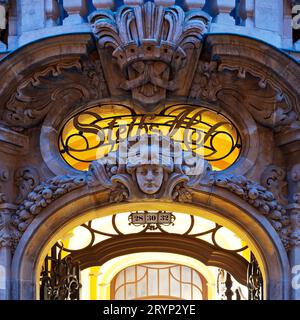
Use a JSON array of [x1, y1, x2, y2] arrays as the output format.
[[136, 165, 164, 195]]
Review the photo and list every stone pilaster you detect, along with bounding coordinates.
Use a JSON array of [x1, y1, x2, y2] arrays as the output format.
[[276, 128, 300, 299], [0, 203, 17, 300], [287, 163, 300, 299]]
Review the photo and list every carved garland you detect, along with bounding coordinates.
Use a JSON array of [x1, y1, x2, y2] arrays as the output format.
[[212, 173, 290, 249], [12, 175, 87, 232]]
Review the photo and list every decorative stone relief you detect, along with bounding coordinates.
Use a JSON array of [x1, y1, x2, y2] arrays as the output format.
[[291, 163, 300, 204], [2, 58, 108, 130], [89, 2, 210, 107], [14, 166, 40, 205], [287, 164, 300, 248], [288, 164, 300, 247], [0, 167, 9, 182], [0, 167, 8, 204], [290, 230, 300, 247], [13, 133, 291, 250], [0, 209, 20, 249], [212, 173, 291, 249], [261, 165, 288, 206], [0, 180, 6, 205], [189, 60, 297, 131], [12, 175, 87, 232]]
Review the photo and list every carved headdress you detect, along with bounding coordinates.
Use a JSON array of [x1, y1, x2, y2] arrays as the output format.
[[126, 134, 181, 173]]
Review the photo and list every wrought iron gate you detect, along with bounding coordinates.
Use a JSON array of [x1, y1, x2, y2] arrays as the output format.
[[40, 244, 81, 300]]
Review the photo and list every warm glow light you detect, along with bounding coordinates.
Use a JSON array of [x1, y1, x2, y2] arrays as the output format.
[[59, 104, 242, 171], [59, 212, 248, 255], [79, 253, 248, 300]]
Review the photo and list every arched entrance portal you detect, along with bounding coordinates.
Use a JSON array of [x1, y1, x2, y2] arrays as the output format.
[[12, 196, 289, 300], [39, 210, 252, 300]]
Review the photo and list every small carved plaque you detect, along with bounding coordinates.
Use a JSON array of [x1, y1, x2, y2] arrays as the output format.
[[129, 211, 175, 228]]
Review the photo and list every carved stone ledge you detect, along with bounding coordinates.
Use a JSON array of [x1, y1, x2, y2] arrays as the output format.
[[0, 126, 29, 154], [275, 127, 300, 157]]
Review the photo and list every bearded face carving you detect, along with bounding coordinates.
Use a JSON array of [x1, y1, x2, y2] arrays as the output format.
[[136, 164, 164, 195]]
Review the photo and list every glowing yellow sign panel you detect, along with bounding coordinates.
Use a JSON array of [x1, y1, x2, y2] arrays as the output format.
[[59, 104, 242, 171]]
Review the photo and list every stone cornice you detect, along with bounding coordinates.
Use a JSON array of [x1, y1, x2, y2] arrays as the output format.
[[275, 128, 300, 154], [0, 126, 28, 155]]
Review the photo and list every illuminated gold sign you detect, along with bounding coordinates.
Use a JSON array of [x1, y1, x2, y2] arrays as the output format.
[[59, 104, 242, 171]]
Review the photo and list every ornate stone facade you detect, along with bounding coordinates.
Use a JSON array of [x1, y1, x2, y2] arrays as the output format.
[[0, 0, 299, 301]]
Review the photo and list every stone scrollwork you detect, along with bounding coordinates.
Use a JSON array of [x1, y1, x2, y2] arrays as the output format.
[[0, 212, 20, 250], [0, 183, 6, 205], [291, 164, 300, 204], [0, 167, 8, 204], [189, 60, 222, 102], [0, 167, 9, 182], [14, 166, 40, 205], [2, 58, 108, 130], [261, 165, 288, 206], [288, 164, 300, 248], [0, 213, 12, 248], [189, 60, 297, 131], [289, 230, 300, 247], [89, 2, 211, 106]]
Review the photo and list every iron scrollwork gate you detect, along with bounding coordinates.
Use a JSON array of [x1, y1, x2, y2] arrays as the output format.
[[247, 253, 263, 300], [40, 244, 81, 300]]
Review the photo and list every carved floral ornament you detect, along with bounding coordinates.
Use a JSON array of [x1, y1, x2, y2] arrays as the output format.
[[12, 135, 291, 250]]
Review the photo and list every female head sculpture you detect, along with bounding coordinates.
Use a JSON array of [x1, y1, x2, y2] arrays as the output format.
[[126, 134, 178, 195]]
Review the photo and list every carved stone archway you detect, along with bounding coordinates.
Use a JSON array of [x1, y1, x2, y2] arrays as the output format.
[[11, 183, 289, 300]]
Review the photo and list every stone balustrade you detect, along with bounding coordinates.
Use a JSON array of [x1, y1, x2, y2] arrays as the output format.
[[0, 0, 298, 54]]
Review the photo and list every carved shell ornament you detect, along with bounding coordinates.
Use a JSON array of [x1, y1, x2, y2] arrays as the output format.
[[89, 2, 211, 106]]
